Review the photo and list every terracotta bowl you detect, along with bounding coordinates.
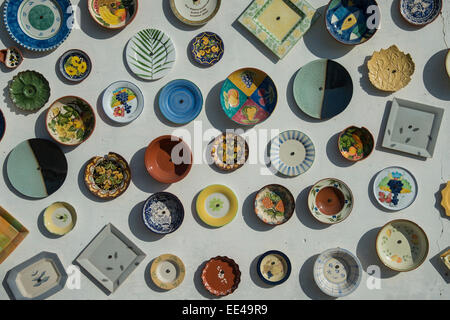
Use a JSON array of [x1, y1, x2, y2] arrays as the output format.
[[145, 135, 192, 184], [201, 256, 241, 297], [338, 126, 374, 161]]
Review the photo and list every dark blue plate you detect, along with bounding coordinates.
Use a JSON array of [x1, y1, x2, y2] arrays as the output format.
[[257, 250, 291, 285], [142, 192, 184, 234], [0, 109, 5, 142]]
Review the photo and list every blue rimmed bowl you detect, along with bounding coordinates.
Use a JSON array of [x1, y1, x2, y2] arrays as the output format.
[[190, 31, 224, 66], [257, 250, 291, 285], [143, 192, 184, 234], [399, 0, 442, 26]]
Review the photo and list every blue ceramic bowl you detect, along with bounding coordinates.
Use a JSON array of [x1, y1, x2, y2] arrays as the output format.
[[399, 0, 442, 26], [142, 192, 184, 234], [256, 250, 291, 285], [59, 49, 92, 82]]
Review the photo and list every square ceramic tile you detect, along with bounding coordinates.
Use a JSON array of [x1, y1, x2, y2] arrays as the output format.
[[0, 206, 28, 264]]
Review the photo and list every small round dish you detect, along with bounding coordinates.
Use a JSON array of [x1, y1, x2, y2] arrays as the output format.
[[150, 254, 185, 290], [190, 32, 224, 66], [0, 109, 5, 143], [102, 80, 144, 124], [373, 166, 418, 211], [270, 130, 315, 176], [308, 178, 353, 224], [142, 192, 184, 234], [338, 126, 374, 161], [441, 181, 450, 217], [159, 79, 203, 124], [210, 132, 249, 171], [88, 0, 138, 29], [313, 248, 362, 297], [399, 0, 442, 26], [376, 219, 429, 272], [220, 68, 277, 125], [254, 184, 295, 225], [145, 135, 193, 184], [9, 70, 50, 111], [43, 202, 77, 236], [201, 256, 240, 297], [58, 49, 92, 82], [84, 152, 131, 199], [257, 250, 291, 285], [196, 184, 238, 227], [170, 0, 221, 26], [46, 96, 96, 146], [446, 49, 450, 78], [0, 47, 23, 69]]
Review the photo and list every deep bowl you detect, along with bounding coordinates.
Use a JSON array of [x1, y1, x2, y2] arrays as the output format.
[[254, 184, 295, 225], [142, 192, 184, 234], [87, 0, 138, 29], [338, 126, 374, 161]]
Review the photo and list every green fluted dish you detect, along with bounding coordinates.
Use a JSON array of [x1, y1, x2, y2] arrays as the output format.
[[9, 70, 50, 111]]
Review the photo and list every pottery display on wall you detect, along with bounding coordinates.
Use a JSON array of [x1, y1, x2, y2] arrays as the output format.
[[0, 109, 5, 143], [190, 32, 224, 66], [88, 0, 138, 29], [210, 132, 249, 171], [338, 126, 374, 162], [58, 49, 92, 82], [196, 184, 238, 227], [256, 250, 291, 285], [0, 47, 23, 69], [441, 181, 450, 217], [142, 192, 184, 234], [150, 254, 185, 290], [254, 184, 295, 225], [9, 70, 50, 111], [201, 256, 240, 296], [102, 81, 144, 124], [170, 0, 221, 25], [0, 206, 28, 265], [43, 202, 77, 236], [399, 0, 442, 26]]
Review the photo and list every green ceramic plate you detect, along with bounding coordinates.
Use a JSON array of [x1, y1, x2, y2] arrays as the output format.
[[9, 70, 50, 111]]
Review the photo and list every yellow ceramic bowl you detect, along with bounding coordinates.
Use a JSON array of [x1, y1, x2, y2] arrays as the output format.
[[196, 185, 238, 227], [150, 254, 185, 290], [43, 202, 77, 236]]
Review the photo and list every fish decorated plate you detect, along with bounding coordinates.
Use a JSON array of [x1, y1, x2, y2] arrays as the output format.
[[201, 256, 240, 297], [9, 70, 50, 111], [150, 254, 185, 290], [196, 185, 238, 227], [0, 109, 5, 143], [338, 126, 374, 161], [43, 202, 77, 236], [142, 192, 184, 234], [190, 32, 224, 66], [254, 184, 295, 225], [102, 81, 144, 124], [399, 0, 442, 26], [210, 132, 249, 171], [88, 0, 138, 29], [220, 68, 277, 125], [257, 250, 291, 285], [170, 0, 221, 26], [58, 49, 92, 82]]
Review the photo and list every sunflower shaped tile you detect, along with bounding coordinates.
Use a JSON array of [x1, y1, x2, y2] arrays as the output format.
[[441, 181, 450, 217]]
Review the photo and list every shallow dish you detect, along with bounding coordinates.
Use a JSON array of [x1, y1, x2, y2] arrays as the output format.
[[338, 126, 374, 161], [196, 185, 238, 227], [441, 181, 450, 217], [170, 0, 221, 25], [102, 80, 144, 124], [257, 250, 291, 285], [0, 206, 28, 264], [201, 256, 240, 296], [254, 184, 295, 225], [43, 202, 77, 236], [88, 0, 138, 29], [0, 47, 23, 69], [441, 249, 450, 271], [150, 254, 185, 290], [9, 70, 50, 111], [142, 192, 184, 234], [210, 132, 249, 171], [58, 49, 92, 82], [0, 109, 5, 142], [190, 32, 224, 66], [399, 0, 442, 26]]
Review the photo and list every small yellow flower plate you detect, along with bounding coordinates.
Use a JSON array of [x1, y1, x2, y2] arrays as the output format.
[[44, 202, 77, 236], [58, 49, 92, 83], [196, 185, 238, 227], [190, 32, 224, 66], [150, 254, 185, 290]]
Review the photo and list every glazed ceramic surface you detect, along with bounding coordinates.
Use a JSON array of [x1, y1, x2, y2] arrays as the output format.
[[0, 109, 5, 142], [5, 251, 67, 300], [270, 130, 315, 176], [150, 254, 185, 290], [88, 0, 137, 29], [9, 70, 50, 111], [170, 0, 221, 25], [142, 192, 184, 234], [190, 32, 224, 66], [313, 248, 362, 297], [196, 185, 238, 227], [201, 256, 241, 296], [125, 29, 175, 81], [257, 250, 291, 285], [308, 178, 353, 224], [102, 81, 144, 124], [43, 202, 77, 236], [0, 47, 23, 69], [0, 206, 28, 265], [441, 181, 450, 217], [400, 0, 442, 26], [293, 59, 353, 120], [441, 249, 450, 271], [446, 50, 450, 78], [382, 97, 444, 158], [58, 50, 92, 82], [75, 223, 146, 293], [376, 220, 429, 272], [210, 132, 249, 171], [254, 184, 295, 225], [220, 68, 277, 125], [159, 79, 203, 124], [238, 0, 318, 59], [3, 0, 72, 51], [338, 126, 374, 161], [373, 166, 417, 211]]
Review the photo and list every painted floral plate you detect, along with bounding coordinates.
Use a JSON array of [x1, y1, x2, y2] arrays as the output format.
[[142, 192, 184, 234], [9, 70, 50, 111], [58, 49, 92, 82], [201, 256, 240, 297], [190, 32, 224, 66], [170, 0, 221, 26], [88, 0, 138, 29], [399, 0, 442, 26], [0, 47, 23, 69], [257, 250, 291, 285], [196, 185, 238, 227], [0, 206, 28, 264], [0, 109, 5, 143], [376, 219, 429, 272], [43, 202, 77, 236], [210, 132, 249, 171], [150, 254, 185, 290], [102, 81, 144, 124], [254, 184, 295, 225], [338, 126, 374, 161], [441, 181, 450, 217]]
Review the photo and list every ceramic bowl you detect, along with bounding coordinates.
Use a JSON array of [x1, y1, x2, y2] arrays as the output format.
[[313, 248, 362, 297], [150, 254, 185, 290], [338, 126, 374, 161], [190, 32, 224, 66], [88, 0, 138, 29], [446, 49, 450, 78], [441, 181, 450, 217], [376, 219, 429, 272], [0, 109, 5, 143], [257, 250, 291, 285], [9, 70, 50, 111], [46, 96, 96, 146], [58, 49, 92, 82], [210, 132, 249, 171], [170, 0, 221, 26], [0, 47, 23, 69], [102, 80, 144, 124], [399, 0, 442, 26], [145, 135, 193, 184], [254, 184, 295, 225], [142, 192, 184, 234], [201, 256, 240, 297], [308, 178, 353, 224], [196, 184, 238, 227], [43, 202, 77, 236]]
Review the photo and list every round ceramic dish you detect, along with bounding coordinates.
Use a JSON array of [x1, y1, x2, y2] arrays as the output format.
[[220, 68, 277, 125], [7, 138, 67, 199], [445, 49, 450, 78], [196, 185, 238, 227], [338, 126, 374, 161], [0, 109, 5, 143], [84, 152, 131, 199], [293, 59, 353, 120], [145, 135, 193, 184], [3, 0, 73, 51], [58, 49, 92, 82], [9, 70, 50, 111], [159, 79, 203, 124], [399, 0, 442, 26], [43, 202, 77, 236], [125, 29, 175, 81], [441, 181, 450, 217], [0, 47, 23, 69], [102, 81, 144, 124], [46, 96, 96, 146], [257, 250, 291, 285], [190, 32, 224, 66], [210, 132, 249, 171], [254, 184, 295, 225], [270, 130, 315, 176], [170, 0, 221, 26], [313, 248, 362, 297], [373, 166, 418, 211], [142, 192, 184, 234], [88, 0, 138, 29], [150, 254, 185, 290], [376, 219, 429, 272], [308, 178, 353, 224], [201, 256, 240, 297]]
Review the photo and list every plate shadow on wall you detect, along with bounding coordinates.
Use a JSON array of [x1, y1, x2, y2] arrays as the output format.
[[423, 49, 450, 101], [299, 254, 336, 300], [161, 0, 203, 32], [193, 260, 220, 299], [144, 258, 168, 293], [295, 185, 331, 230], [242, 191, 275, 232], [358, 55, 393, 97], [435, 183, 450, 219], [249, 254, 274, 289], [326, 132, 356, 168]]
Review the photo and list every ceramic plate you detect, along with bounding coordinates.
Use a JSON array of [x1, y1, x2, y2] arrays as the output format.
[[400, 0, 442, 26], [58, 49, 92, 82], [308, 178, 353, 224], [238, 0, 318, 59], [88, 0, 138, 29], [43, 202, 77, 236], [441, 181, 450, 217], [220, 68, 277, 125], [441, 249, 450, 271], [373, 166, 418, 211], [9, 70, 50, 111], [338, 126, 374, 161], [170, 0, 221, 25], [3, 0, 72, 51], [102, 81, 144, 124], [142, 192, 184, 234], [125, 29, 175, 81], [210, 132, 249, 171], [150, 254, 185, 290], [376, 219, 429, 272], [313, 248, 362, 297], [159, 79, 203, 124], [270, 130, 315, 176], [0, 206, 28, 265], [201, 256, 240, 296], [257, 250, 291, 285], [254, 184, 295, 225], [0, 109, 5, 142], [0, 47, 23, 69], [196, 185, 238, 227], [75, 223, 146, 294], [446, 50, 450, 78], [382, 97, 444, 158], [190, 32, 224, 66], [7, 139, 67, 199], [293, 59, 353, 120]]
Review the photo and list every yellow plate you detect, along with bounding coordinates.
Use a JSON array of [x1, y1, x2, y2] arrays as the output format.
[[44, 202, 77, 236], [150, 254, 185, 290], [196, 184, 238, 227]]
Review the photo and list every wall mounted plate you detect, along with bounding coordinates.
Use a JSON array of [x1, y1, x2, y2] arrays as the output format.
[[196, 185, 238, 227], [446, 49, 450, 78], [441, 181, 450, 217], [0, 47, 23, 69], [58, 49, 92, 82], [201, 256, 240, 296], [142, 192, 184, 234], [150, 254, 185, 290], [441, 249, 450, 271], [44, 202, 77, 236], [190, 32, 224, 66], [0, 206, 28, 265], [0, 109, 5, 143], [170, 0, 221, 26], [102, 81, 144, 124], [399, 0, 442, 26], [338, 126, 374, 162], [257, 250, 291, 285], [210, 132, 249, 171], [9, 70, 50, 111], [254, 184, 295, 225], [88, 0, 138, 29]]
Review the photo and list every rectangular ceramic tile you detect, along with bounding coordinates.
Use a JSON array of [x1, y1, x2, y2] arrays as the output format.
[[0, 206, 28, 264]]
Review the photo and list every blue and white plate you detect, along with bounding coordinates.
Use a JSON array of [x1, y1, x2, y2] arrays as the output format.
[[3, 0, 73, 51], [270, 130, 315, 176], [400, 0, 442, 26], [142, 192, 184, 234]]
